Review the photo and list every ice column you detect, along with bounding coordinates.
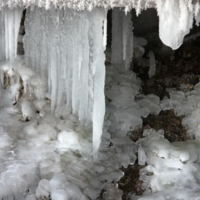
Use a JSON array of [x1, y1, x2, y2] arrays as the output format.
[[89, 9, 106, 153], [111, 8, 123, 65], [123, 13, 134, 70], [0, 10, 6, 61], [111, 9, 133, 69], [24, 7, 106, 153], [0, 7, 22, 61]]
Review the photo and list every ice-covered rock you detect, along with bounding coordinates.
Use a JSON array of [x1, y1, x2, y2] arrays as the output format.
[[35, 179, 50, 199], [57, 130, 81, 152]]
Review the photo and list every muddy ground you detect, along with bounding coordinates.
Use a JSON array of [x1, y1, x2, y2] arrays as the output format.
[[117, 36, 200, 199]]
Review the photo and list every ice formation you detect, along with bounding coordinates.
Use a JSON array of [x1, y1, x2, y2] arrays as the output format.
[[148, 51, 156, 78], [132, 129, 200, 200], [0, 58, 138, 199], [1, 0, 200, 199], [0, 7, 22, 61], [0, 0, 200, 52], [111, 8, 133, 69], [24, 7, 106, 153]]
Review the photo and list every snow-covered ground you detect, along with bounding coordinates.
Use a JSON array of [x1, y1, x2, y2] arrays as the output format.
[[1, 56, 200, 200]]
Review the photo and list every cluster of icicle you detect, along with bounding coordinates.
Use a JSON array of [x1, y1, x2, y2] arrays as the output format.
[[111, 1, 200, 51], [2, 0, 200, 50], [24, 6, 106, 153], [0, 0, 155, 11], [0, 7, 22, 61]]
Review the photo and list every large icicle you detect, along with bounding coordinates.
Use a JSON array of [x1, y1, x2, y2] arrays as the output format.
[[0, 10, 6, 61], [111, 8, 123, 65], [123, 12, 134, 70], [0, 7, 22, 61], [24, 7, 106, 153], [156, 0, 193, 50], [5, 7, 23, 60], [89, 8, 106, 153], [111, 9, 133, 70], [103, 9, 108, 50]]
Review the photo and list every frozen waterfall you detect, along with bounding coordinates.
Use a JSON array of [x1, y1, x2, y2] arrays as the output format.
[[24, 7, 106, 153]]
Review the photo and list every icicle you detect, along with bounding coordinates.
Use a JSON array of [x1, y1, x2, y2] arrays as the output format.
[[156, 0, 193, 50], [49, 8, 58, 111], [4, 7, 23, 60], [111, 8, 123, 65], [148, 51, 156, 78], [123, 12, 133, 70], [194, 1, 200, 26], [65, 9, 73, 110], [138, 145, 147, 165], [122, 14, 127, 61], [72, 13, 81, 115], [90, 8, 106, 154], [0, 10, 6, 61], [78, 14, 89, 124], [103, 9, 108, 50]]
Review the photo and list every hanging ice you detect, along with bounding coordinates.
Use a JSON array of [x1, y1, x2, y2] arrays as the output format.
[[148, 51, 156, 78], [111, 8, 133, 70], [156, 0, 193, 50], [111, 8, 123, 65], [0, 7, 22, 61], [123, 12, 134, 70], [24, 7, 106, 153]]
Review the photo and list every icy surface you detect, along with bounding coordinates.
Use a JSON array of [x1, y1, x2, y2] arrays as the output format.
[[0, 58, 139, 200], [1, 54, 200, 199], [134, 129, 200, 200]]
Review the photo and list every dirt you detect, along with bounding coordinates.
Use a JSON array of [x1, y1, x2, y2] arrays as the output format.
[[117, 37, 200, 199]]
